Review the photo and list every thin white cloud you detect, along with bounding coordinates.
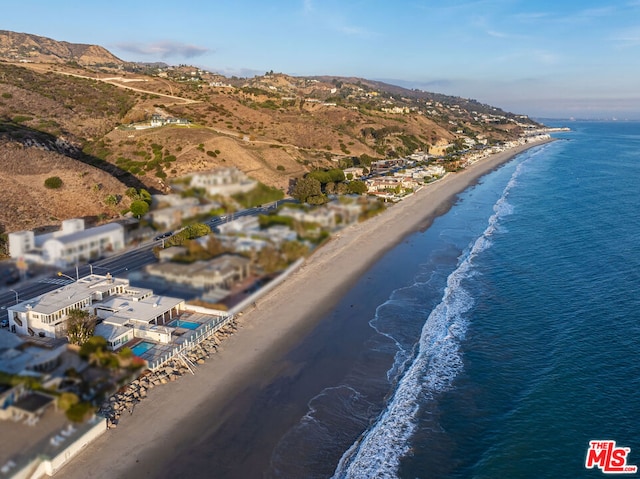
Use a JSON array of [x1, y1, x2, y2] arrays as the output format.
[[303, 0, 314, 14], [493, 48, 560, 66], [577, 6, 617, 18], [115, 41, 210, 59], [610, 27, 640, 48], [301, 0, 373, 37], [487, 29, 508, 38], [337, 24, 370, 36], [513, 12, 550, 22]]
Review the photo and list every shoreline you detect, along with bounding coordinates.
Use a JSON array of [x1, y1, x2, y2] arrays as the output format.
[[58, 138, 555, 479]]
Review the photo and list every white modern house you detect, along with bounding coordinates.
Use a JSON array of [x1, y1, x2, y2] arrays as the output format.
[[8, 219, 125, 267], [6, 274, 185, 349]]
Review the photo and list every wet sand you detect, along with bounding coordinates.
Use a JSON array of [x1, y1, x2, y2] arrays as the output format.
[[58, 139, 553, 479]]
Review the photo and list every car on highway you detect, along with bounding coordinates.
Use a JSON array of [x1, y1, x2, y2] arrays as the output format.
[[154, 232, 173, 241]]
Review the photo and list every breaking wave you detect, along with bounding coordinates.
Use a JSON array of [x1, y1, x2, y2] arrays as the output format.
[[331, 159, 529, 479]]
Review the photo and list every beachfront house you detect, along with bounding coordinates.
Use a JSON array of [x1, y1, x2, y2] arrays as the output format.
[[326, 200, 363, 225], [278, 206, 337, 230], [144, 254, 251, 292], [0, 330, 68, 378], [6, 274, 185, 349]]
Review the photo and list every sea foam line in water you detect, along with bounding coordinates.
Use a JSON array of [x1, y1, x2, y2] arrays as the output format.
[[332, 158, 532, 479]]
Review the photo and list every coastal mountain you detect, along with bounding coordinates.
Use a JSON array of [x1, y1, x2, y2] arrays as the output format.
[[0, 30, 124, 66], [0, 30, 543, 238]]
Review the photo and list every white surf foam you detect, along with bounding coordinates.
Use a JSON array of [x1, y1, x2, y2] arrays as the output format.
[[332, 158, 530, 479]]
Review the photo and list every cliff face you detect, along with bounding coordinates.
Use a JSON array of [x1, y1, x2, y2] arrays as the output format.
[[0, 30, 124, 65]]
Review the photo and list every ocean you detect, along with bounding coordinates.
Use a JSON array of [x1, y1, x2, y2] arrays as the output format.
[[162, 121, 640, 478]]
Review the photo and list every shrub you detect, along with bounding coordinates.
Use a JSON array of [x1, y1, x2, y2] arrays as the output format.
[[130, 200, 150, 217], [78, 335, 107, 359], [58, 392, 80, 411], [44, 176, 63, 189], [105, 194, 119, 206], [66, 401, 95, 423]]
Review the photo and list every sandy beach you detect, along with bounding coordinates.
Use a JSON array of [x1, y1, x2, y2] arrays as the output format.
[[57, 139, 552, 479]]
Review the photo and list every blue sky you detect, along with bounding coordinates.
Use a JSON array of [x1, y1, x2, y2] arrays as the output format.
[[4, 0, 640, 119]]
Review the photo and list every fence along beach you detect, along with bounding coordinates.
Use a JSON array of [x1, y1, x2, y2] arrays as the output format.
[[58, 138, 553, 479]]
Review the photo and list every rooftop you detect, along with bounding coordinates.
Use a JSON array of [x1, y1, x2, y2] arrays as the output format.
[[43, 223, 123, 246], [9, 274, 129, 315], [12, 392, 55, 414], [99, 294, 184, 325]]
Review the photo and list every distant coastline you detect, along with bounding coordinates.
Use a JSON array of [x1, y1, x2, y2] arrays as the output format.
[[57, 135, 556, 479]]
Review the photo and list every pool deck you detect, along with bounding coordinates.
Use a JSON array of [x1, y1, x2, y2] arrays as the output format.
[[122, 311, 215, 364]]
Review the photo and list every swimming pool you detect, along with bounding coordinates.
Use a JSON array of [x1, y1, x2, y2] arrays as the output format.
[[131, 341, 155, 356], [168, 319, 200, 330]]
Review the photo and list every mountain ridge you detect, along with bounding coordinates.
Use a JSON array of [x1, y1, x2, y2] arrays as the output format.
[[0, 30, 124, 66]]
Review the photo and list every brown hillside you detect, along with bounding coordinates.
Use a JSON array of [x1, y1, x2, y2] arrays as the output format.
[[0, 140, 130, 232], [0, 31, 542, 235], [0, 30, 123, 65]]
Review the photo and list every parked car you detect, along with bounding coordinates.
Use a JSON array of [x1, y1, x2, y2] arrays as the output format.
[[1, 319, 9, 328]]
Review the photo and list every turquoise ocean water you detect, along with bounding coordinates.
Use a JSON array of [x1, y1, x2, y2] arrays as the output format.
[[269, 121, 640, 478]]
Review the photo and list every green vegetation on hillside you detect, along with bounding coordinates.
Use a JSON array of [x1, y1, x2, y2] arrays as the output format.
[[44, 176, 63, 189], [232, 182, 284, 208], [0, 63, 135, 122]]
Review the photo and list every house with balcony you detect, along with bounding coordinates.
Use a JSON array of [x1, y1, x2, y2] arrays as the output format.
[[6, 274, 185, 350]]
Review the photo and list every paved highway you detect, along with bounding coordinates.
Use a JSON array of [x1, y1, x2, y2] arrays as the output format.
[[0, 200, 293, 322]]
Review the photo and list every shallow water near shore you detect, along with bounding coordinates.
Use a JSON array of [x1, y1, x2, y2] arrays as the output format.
[[159, 121, 640, 478]]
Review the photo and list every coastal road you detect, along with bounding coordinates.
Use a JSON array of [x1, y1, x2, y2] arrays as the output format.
[[0, 201, 294, 322]]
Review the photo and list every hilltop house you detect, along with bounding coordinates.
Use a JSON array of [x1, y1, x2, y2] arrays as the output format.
[[8, 219, 125, 268], [150, 114, 189, 127]]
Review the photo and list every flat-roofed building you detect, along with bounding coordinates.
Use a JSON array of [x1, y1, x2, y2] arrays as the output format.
[[8, 219, 125, 267], [6, 274, 184, 348], [7, 274, 129, 338]]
